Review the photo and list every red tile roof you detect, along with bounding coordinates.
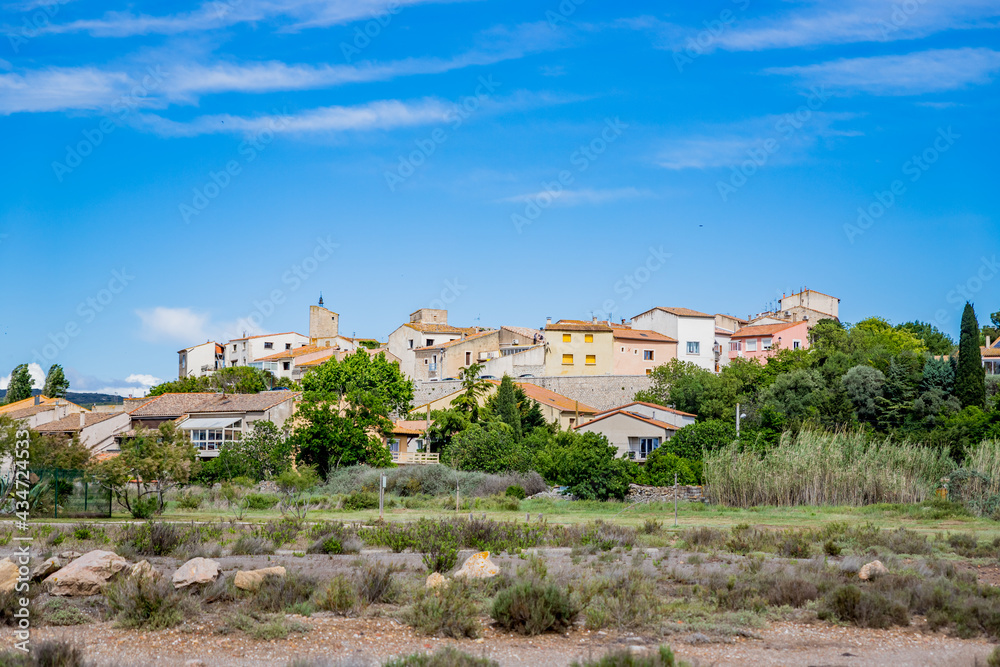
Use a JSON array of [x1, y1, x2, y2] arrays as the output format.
[[731, 322, 802, 339], [35, 411, 123, 433], [611, 328, 676, 343], [392, 419, 430, 435], [256, 344, 329, 361], [128, 392, 298, 417], [594, 400, 697, 418], [575, 409, 679, 432], [484, 380, 598, 413]]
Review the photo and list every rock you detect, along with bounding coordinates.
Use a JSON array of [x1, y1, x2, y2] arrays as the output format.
[[44, 550, 128, 596], [858, 560, 888, 581], [129, 560, 159, 580], [233, 566, 286, 591], [453, 551, 499, 579], [32, 557, 62, 581], [184, 661, 206, 667], [172, 557, 220, 589], [0, 558, 19, 593], [425, 572, 449, 589], [59, 551, 83, 561]]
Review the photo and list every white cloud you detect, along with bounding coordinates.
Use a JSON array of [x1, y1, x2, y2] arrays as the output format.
[[0, 363, 45, 391], [124, 373, 163, 387], [0, 67, 132, 115], [135, 307, 265, 344], [64, 368, 162, 398], [768, 48, 1000, 96], [499, 187, 652, 206]]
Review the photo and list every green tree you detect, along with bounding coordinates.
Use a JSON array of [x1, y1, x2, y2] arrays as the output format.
[[841, 365, 885, 424], [848, 317, 926, 372], [493, 375, 522, 440], [956, 302, 986, 409], [41, 364, 69, 398], [425, 408, 471, 453], [636, 359, 715, 416], [531, 431, 635, 501], [661, 419, 737, 461], [640, 449, 697, 485], [922, 357, 955, 394], [294, 350, 413, 475], [761, 368, 827, 423], [149, 375, 213, 396], [451, 363, 491, 422], [980, 310, 1000, 346], [896, 321, 955, 356], [213, 420, 294, 481], [91, 422, 197, 518], [4, 364, 34, 404], [442, 422, 523, 473]]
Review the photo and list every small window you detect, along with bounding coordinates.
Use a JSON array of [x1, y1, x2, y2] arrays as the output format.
[[562, 354, 574, 365], [643, 350, 654, 361], [585, 354, 596, 365], [424, 359, 428, 365], [584, 334, 593, 343], [562, 334, 571, 343], [730, 341, 742, 352], [263, 342, 273, 349], [232, 344, 237, 351], [686, 341, 700, 355], [762, 337, 773, 350], [793, 339, 801, 350], [426, 338, 435, 346], [409, 339, 414, 349], [746, 339, 757, 352], [645, 368, 652, 376], [621, 347, 625, 352], [282, 362, 290, 371], [465, 351, 471, 365], [285, 343, 292, 350]]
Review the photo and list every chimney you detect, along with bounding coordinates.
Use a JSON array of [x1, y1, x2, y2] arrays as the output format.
[[33, 395, 40, 405], [621, 318, 627, 325], [988, 336, 993, 349], [592, 316, 598, 324], [79, 412, 86, 428], [546, 317, 552, 326]]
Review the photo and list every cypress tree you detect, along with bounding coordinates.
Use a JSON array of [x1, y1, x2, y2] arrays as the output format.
[[42, 364, 69, 398], [4, 364, 34, 404], [955, 302, 986, 408], [495, 375, 522, 440]]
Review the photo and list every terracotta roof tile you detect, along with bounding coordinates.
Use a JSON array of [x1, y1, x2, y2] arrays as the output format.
[[392, 419, 430, 435], [35, 411, 122, 433], [612, 328, 676, 343], [594, 400, 697, 418], [731, 322, 802, 338], [576, 409, 680, 432], [128, 392, 298, 417], [639, 307, 714, 318], [485, 380, 598, 413], [256, 345, 329, 361]]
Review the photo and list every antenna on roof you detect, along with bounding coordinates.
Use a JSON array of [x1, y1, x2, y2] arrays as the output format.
[[318, 292, 324, 307]]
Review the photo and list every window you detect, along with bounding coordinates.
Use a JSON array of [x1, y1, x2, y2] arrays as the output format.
[[282, 362, 290, 371], [793, 339, 801, 350], [643, 350, 654, 361], [242, 342, 246, 350], [639, 437, 661, 458], [426, 339, 435, 346], [563, 334, 572, 343], [465, 351, 471, 365], [285, 343, 292, 350], [263, 342, 273, 349], [585, 354, 596, 365], [424, 359, 428, 365], [762, 337, 773, 350], [730, 341, 742, 352], [646, 368, 652, 376], [621, 347, 625, 352], [232, 344, 237, 352], [408, 339, 414, 349], [189, 425, 241, 452], [562, 354, 574, 365], [584, 334, 593, 343], [686, 341, 700, 355], [746, 339, 757, 352], [388, 438, 400, 454]]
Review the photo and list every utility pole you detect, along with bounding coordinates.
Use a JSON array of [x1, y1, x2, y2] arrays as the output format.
[[673, 472, 678, 527], [736, 402, 741, 436], [379, 473, 386, 520]]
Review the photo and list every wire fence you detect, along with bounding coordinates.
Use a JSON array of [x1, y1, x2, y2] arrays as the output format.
[[30, 468, 112, 519]]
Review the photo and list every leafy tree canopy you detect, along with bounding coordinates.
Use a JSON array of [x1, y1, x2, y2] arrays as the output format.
[[42, 364, 69, 399]]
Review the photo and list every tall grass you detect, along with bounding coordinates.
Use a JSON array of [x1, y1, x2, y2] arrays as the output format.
[[948, 439, 1000, 516], [704, 429, 953, 507]]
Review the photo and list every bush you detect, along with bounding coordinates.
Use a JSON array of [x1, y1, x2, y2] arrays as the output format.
[[491, 579, 579, 636], [72, 524, 92, 541], [0, 588, 36, 628], [584, 568, 660, 631], [819, 584, 909, 629], [505, 485, 527, 500], [571, 646, 686, 667], [422, 541, 459, 574], [103, 575, 197, 630], [244, 493, 281, 510], [117, 522, 182, 557], [222, 611, 309, 640], [640, 450, 696, 486], [230, 535, 276, 556], [313, 575, 357, 615], [0, 639, 92, 667], [176, 491, 204, 510], [405, 581, 481, 638], [343, 491, 379, 511], [385, 647, 499, 667], [42, 599, 92, 626], [358, 561, 398, 605], [250, 573, 318, 614]]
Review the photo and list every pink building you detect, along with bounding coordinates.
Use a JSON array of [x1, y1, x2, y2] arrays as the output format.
[[611, 327, 677, 375], [728, 321, 810, 362]]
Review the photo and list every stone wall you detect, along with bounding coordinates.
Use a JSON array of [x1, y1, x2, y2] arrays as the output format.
[[412, 375, 654, 412], [626, 483, 704, 502]]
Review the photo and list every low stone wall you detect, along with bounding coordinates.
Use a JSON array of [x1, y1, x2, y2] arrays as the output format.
[[626, 483, 704, 503], [413, 374, 654, 412]]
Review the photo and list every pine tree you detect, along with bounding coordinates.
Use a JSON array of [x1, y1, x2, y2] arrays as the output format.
[[42, 364, 69, 398], [4, 364, 34, 404], [955, 302, 986, 409], [495, 375, 522, 440]]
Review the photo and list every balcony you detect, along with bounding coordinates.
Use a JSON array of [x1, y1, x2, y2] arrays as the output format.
[[391, 451, 440, 465], [428, 363, 438, 372]]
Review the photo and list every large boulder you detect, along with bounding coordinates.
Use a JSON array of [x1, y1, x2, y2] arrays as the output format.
[[233, 566, 286, 592], [44, 550, 128, 596], [453, 551, 499, 579], [129, 560, 159, 580], [0, 558, 19, 593], [172, 558, 220, 589], [32, 557, 62, 581], [858, 560, 889, 581]]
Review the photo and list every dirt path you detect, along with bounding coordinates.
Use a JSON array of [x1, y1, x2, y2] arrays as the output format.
[[7, 617, 994, 666]]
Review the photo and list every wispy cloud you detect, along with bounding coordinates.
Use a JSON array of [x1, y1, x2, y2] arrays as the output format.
[[0, 363, 45, 391], [0, 67, 130, 114], [768, 48, 1000, 95], [25, 0, 468, 37], [499, 187, 652, 206], [656, 112, 861, 170], [136, 306, 263, 343]]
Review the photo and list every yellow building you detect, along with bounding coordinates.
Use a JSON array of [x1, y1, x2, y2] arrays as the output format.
[[543, 320, 613, 376]]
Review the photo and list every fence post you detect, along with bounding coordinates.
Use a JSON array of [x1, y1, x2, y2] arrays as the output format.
[[54, 470, 59, 519], [379, 473, 386, 521], [84, 476, 88, 512], [673, 472, 678, 528]]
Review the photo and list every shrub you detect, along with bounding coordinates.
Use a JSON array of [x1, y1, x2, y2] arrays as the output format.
[[819, 584, 909, 629], [680, 526, 726, 550], [256, 517, 300, 546], [641, 519, 662, 535], [313, 575, 357, 615], [244, 493, 281, 510], [0, 639, 92, 667], [358, 561, 398, 605], [491, 579, 579, 636], [222, 611, 309, 640], [42, 599, 92, 626], [778, 531, 811, 559], [72, 524, 92, 541], [422, 541, 459, 574], [405, 581, 481, 638], [250, 573, 318, 614], [823, 540, 842, 556], [103, 575, 197, 630], [505, 485, 527, 500], [343, 491, 379, 511], [570, 645, 686, 667], [584, 568, 660, 631], [176, 491, 204, 510], [117, 522, 182, 557], [0, 588, 36, 627], [230, 535, 276, 556], [640, 450, 696, 486], [385, 648, 499, 667]]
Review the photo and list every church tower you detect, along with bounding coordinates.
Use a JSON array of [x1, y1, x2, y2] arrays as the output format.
[[310, 294, 340, 347]]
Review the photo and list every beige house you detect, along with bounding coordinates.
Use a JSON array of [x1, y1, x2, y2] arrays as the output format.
[[35, 411, 130, 455], [577, 401, 697, 461], [611, 327, 677, 375], [0, 395, 89, 428], [384, 419, 439, 464], [386, 309, 481, 380], [412, 381, 598, 430], [543, 320, 613, 376], [414, 330, 501, 382]]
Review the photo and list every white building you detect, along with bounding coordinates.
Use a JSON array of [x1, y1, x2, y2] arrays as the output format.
[[576, 401, 697, 461], [225, 332, 310, 368], [386, 309, 479, 380], [630, 307, 718, 372], [178, 342, 224, 378]]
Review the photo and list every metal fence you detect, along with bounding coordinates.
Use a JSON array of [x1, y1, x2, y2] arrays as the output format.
[[31, 469, 112, 519]]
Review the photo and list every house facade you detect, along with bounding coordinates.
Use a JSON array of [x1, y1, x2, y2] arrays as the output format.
[[611, 328, 677, 375], [0, 395, 88, 428], [384, 420, 439, 464], [413, 330, 501, 382], [575, 400, 696, 461], [543, 320, 613, 376], [35, 411, 130, 455], [630, 307, 717, 372], [386, 309, 480, 380], [226, 332, 310, 368], [728, 321, 810, 362], [178, 342, 224, 378]]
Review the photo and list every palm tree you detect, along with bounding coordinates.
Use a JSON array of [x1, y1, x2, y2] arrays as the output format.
[[451, 363, 491, 422]]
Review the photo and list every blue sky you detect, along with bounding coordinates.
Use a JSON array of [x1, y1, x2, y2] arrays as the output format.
[[1, 0, 998, 395]]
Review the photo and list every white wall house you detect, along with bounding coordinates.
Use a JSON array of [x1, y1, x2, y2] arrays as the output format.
[[630, 307, 718, 372], [387, 309, 478, 380], [178, 342, 224, 378], [225, 332, 310, 368]]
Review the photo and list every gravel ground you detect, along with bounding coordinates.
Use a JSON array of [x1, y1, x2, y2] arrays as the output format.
[[6, 617, 994, 666]]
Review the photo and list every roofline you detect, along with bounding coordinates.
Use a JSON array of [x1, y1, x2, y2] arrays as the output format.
[[782, 288, 840, 301], [229, 332, 306, 341], [576, 409, 679, 431], [594, 400, 697, 417], [731, 321, 804, 338], [632, 307, 714, 319]]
